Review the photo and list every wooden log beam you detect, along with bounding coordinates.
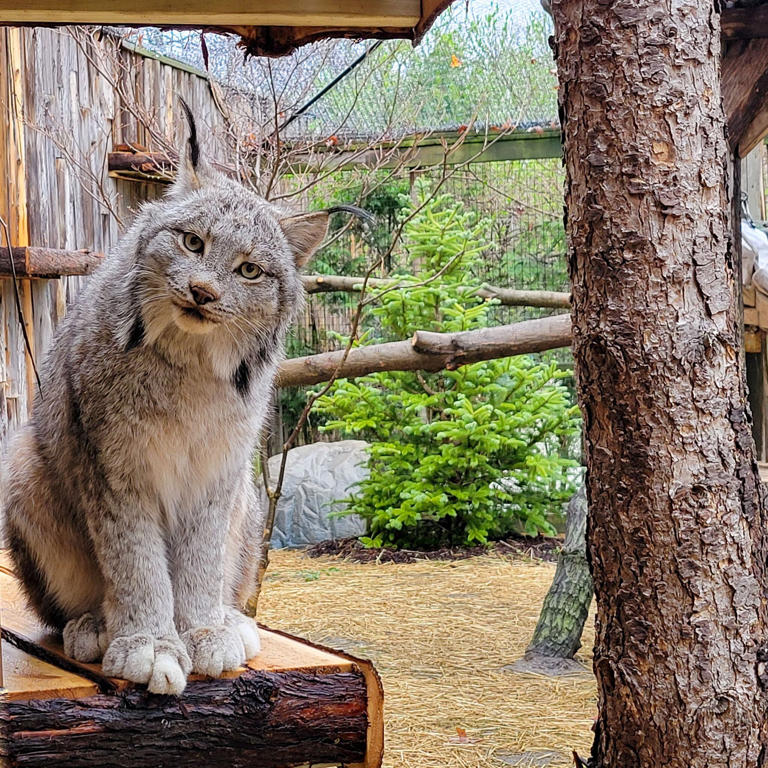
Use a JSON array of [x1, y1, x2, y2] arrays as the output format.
[[108, 128, 563, 181], [0, 0, 422, 30], [302, 274, 392, 293], [722, 37, 768, 156], [0, 245, 571, 310], [721, 6, 768, 41], [301, 274, 572, 308], [475, 284, 571, 308], [0, 247, 103, 278], [276, 313, 573, 387], [3, 670, 368, 768], [107, 150, 174, 181]]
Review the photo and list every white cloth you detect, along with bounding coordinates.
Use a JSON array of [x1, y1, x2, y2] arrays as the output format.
[[743, 220, 768, 294]]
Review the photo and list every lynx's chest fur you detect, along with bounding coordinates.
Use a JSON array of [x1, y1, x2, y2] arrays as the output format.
[[140, 368, 267, 527]]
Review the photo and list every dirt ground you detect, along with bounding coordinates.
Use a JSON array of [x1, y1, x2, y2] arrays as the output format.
[[258, 548, 597, 768]]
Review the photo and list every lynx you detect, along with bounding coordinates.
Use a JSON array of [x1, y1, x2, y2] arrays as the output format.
[[2, 103, 334, 695]]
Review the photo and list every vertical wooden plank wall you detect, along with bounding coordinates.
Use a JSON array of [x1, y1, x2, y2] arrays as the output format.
[[0, 27, 225, 451], [0, 27, 30, 440]]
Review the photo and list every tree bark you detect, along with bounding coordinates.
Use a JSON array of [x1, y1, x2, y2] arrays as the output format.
[[551, 1, 768, 766], [2, 670, 368, 768], [276, 314, 572, 387], [514, 486, 591, 676]]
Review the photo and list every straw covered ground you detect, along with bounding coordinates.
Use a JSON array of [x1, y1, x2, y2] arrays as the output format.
[[258, 548, 597, 768]]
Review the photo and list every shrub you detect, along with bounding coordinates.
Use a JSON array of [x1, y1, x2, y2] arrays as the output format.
[[313, 188, 580, 549]]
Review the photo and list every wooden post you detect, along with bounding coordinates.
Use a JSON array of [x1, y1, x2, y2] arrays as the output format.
[[1, 558, 384, 768], [6, 29, 33, 416]]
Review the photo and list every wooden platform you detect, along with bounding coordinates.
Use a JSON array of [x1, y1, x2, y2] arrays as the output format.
[[0, 555, 383, 768]]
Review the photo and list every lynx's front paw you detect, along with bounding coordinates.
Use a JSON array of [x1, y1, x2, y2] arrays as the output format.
[[181, 625, 246, 677], [102, 633, 191, 695], [223, 608, 261, 659], [63, 613, 108, 663]]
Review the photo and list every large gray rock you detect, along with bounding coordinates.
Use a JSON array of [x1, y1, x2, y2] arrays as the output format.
[[265, 440, 369, 548]]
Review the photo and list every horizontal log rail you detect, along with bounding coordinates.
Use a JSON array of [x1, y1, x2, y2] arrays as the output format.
[[0, 246, 104, 278], [302, 274, 572, 308], [0, 245, 572, 311], [276, 313, 573, 387], [476, 284, 571, 308]]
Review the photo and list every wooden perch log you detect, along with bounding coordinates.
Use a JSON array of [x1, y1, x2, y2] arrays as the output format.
[[300, 274, 571, 308], [0, 247, 103, 278], [276, 313, 573, 387], [0, 553, 383, 768], [4, 669, 369, 768]]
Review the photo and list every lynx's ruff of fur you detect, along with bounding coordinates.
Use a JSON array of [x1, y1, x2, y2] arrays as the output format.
[[1, 104, 329, 695]]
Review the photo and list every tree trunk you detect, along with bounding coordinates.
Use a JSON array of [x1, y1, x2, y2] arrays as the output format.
[[551, 2, 768, 766], [514, 486, 591, 676]]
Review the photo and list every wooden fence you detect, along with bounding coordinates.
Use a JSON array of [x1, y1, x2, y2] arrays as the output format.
[[0, 26, 226, 447]]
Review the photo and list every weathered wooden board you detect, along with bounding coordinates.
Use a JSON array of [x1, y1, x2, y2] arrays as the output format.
[[2, 640, 98, 702], [0, 0, 459, 58]]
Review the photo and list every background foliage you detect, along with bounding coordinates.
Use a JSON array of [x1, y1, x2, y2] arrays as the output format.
[[314, 189, 579, 549]]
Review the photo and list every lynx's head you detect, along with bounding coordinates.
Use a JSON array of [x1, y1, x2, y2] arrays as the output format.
[[125, 102, 328, 355]]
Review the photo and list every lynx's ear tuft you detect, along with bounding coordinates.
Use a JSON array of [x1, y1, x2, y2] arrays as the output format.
[[279, 211, 329, 268], [170, 98, 205, 196]]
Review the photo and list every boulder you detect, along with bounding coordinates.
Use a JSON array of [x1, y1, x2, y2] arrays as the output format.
[[264, 440, 369, 548]]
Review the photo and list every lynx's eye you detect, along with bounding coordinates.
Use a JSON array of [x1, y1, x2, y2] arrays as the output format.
[[237, 262, 264, 280], [181, 232, 205, 254]]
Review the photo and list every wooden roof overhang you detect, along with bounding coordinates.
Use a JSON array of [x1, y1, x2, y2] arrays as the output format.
[[719, 3, 768, 155], [0, 0, 457, 57]]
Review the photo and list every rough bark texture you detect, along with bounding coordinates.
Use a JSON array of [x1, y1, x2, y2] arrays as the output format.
[[551, 1, 768, 766], [516, 486, 591, 676], [1, 669, 368, 768]]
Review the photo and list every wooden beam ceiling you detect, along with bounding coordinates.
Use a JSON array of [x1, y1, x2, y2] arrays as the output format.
[[722, 6, 768, 40], [0, 0, 457, 57], [723, 38, 768, 156], [0, 0, 419, 27], [721, 5, 768, 156]]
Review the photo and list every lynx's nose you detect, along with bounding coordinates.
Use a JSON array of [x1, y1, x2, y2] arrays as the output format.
[[189, 282, 219, 305]]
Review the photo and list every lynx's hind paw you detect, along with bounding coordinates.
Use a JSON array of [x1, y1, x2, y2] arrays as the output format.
[[181, 625, 246, 677], [63, 613, 108, 663], [102, 633, 191, 695], [224, 609, 261, 659]]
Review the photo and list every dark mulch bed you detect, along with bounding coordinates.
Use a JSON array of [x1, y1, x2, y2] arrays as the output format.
[[305, 534, 562, 564]]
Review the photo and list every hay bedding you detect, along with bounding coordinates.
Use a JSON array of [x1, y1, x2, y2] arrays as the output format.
[[258, 548, 597, 768]]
